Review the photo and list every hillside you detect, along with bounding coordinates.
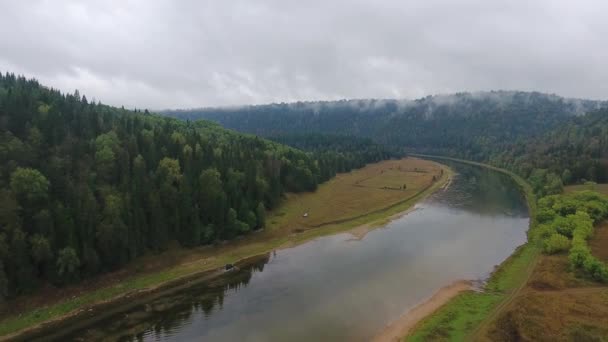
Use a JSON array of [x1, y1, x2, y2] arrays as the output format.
[[163, 91, 605, 161], [492, 107, 608, 184], [0, 73, 389, 302]]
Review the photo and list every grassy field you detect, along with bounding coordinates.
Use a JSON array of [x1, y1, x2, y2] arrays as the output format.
[[565, 183, 608, 195], [267, 158, 444, 231], [481, 222, 608, 341], [405, 155, 539, 342], [0, 157, 450, 340]]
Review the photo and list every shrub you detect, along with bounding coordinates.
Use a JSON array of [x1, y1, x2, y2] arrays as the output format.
[[568, 244, 591, 268], [537, 208, 556, 224], [533, 224, 554, 241], [552, 198, 578, 216], [551, 216, 576, 237], [583, 257, 608, 282], [543, 233, 570, 254], [581, 201, 608, 222]]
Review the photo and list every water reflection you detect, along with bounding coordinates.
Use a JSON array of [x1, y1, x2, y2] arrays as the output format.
[[124, 256, 271, 342], [428, 161, 528, 217]]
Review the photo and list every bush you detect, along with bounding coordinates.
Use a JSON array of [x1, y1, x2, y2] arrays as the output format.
[[552, 198, 579, 216], [582, 201, 608, 222], [541, 191, 608, 283], [543, 233, 570, 254], [551, 216, 577, 237], [583, 256, 608, 282], [569, 244, 591, 268], [537, 208, 557, 224], [533, 224, 554, 241]]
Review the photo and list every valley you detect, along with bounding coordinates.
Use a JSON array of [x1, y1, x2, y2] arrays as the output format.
[[0, 157, 448, 340], [19, 160, 529, 341]]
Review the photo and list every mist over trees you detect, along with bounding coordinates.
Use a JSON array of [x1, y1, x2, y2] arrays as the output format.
[[164, 92, 604, 159]]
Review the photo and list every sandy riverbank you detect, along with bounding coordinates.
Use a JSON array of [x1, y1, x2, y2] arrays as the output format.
[[373, 280, 473, 342]]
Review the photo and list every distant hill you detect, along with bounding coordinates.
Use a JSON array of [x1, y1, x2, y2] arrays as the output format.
[[163, 91, 606, 161], [494, 107, 608, 184]]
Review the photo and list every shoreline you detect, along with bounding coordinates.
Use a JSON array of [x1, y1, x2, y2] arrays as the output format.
[[1, 159, 452, 341], [405, 154, 538, 341], [373, 280, 474, 342]]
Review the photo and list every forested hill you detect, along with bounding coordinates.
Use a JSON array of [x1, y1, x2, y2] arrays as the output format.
[[163, 91, 605, 160], [0, 73, 389, 299], [492, 107, 608, 186]]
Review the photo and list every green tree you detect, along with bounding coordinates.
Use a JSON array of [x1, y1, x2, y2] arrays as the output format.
[[0, 261, 8, 303], [29, 234, 53, 267], [56, 247, 80, 281], [244, 211, 257, 231], [561, 169, 572, 184], [543, 233, 570, 254], [256, 202, 266, 229], [96, 194, 128, 267], [10, 168, 49, 204]]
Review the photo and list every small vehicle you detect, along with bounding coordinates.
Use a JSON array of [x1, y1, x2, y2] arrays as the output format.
[[225, 263, 234, 271]]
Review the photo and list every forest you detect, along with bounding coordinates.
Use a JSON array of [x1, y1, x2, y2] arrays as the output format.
[[165, 93, 608, 190], [491, 107, 608, 185], [269, 133, 393, 183], [0, 73, 390, 300], [164, 92, 604, 161]]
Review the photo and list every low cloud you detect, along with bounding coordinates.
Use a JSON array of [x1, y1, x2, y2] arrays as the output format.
[[1, 0, 608, 109]]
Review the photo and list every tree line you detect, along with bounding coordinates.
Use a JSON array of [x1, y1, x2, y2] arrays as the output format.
[[0, 73, 389, 300], [269, 133, 394, 182]]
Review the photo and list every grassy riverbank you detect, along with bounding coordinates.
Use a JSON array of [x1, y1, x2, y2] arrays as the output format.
[[479, 185, 608, 340], [406, 155, 539, 341], [0, 157, 451, 340]]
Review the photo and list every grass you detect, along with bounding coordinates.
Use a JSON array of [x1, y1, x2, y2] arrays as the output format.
[[0, 157, 450, 339], [481, 223, 608, 341], [267, 158, 443, 230], [406, 155, 539, 342], [407, 243, 540, 342], [565, 183, 608, 195]]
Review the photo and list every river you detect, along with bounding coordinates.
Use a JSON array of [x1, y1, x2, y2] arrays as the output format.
[[51, 161, 529, 341]]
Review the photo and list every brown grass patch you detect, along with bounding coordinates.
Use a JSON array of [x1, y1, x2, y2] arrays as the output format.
[[565, 183, 608, 195], [589, 222, 608, 262], [267, 158, 443, 232], [481, 222, 608, 342]]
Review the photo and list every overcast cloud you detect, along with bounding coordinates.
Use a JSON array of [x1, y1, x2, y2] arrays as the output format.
[[1, 0, 607, 109]]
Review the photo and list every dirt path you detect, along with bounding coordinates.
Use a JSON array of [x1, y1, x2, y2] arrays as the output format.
[[372, 280, 473, 342]]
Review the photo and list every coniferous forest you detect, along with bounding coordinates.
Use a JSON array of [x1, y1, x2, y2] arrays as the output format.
[[0, 73, 388, 299]]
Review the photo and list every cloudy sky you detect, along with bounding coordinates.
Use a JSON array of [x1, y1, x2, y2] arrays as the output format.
[[1, 0, 608, 109]]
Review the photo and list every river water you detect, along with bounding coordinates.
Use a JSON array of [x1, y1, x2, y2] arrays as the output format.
[[54, 161, 529, 341]]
